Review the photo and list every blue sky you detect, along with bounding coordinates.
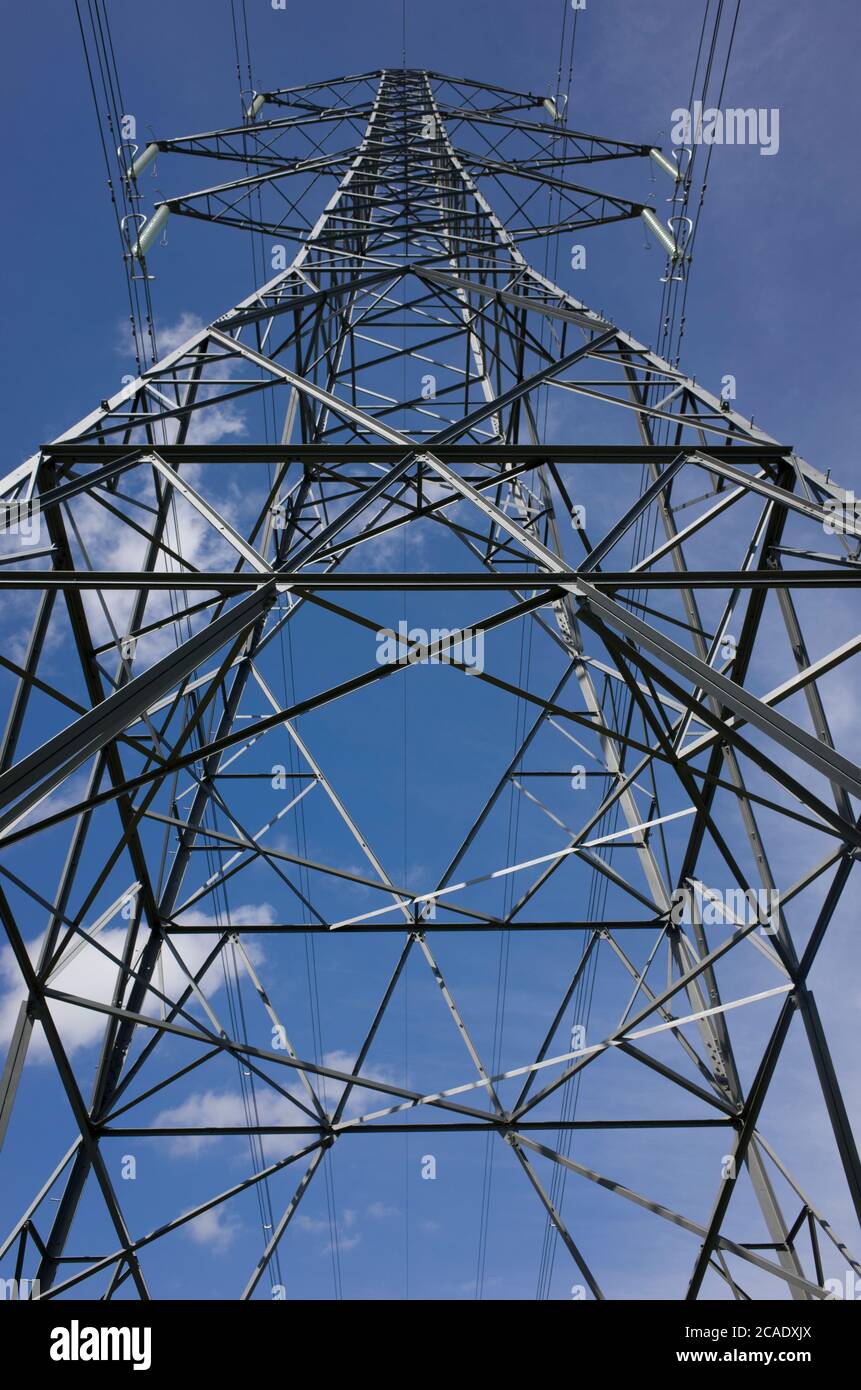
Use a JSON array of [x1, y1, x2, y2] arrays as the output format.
[[1, 1, 860, 1301]]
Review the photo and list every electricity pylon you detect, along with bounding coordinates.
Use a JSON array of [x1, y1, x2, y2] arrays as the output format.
[[1, 67, 860, 1301]]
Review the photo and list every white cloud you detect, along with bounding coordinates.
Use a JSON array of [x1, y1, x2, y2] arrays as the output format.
[[11, 769, 92, 833], [313, 1048, 395, 1118], [184, 1204, 242, 1253], [329, 1232, 360, 1253], [367, 1201, 398, 1219], [0, 903, 273, 1061], [184, 402, 247, 446], [298, 1207, 361, 1255], [155, 312, 207, 357], [115, 311, 205, 363], [152, 1086, 296, 1158], [68, 482, 244, 667], [296, 1213, 330, 1234], [151, 1050, 396, 1159]]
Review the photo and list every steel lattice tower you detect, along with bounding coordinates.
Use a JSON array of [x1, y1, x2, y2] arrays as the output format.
[[1, 67, 860, 1301]]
